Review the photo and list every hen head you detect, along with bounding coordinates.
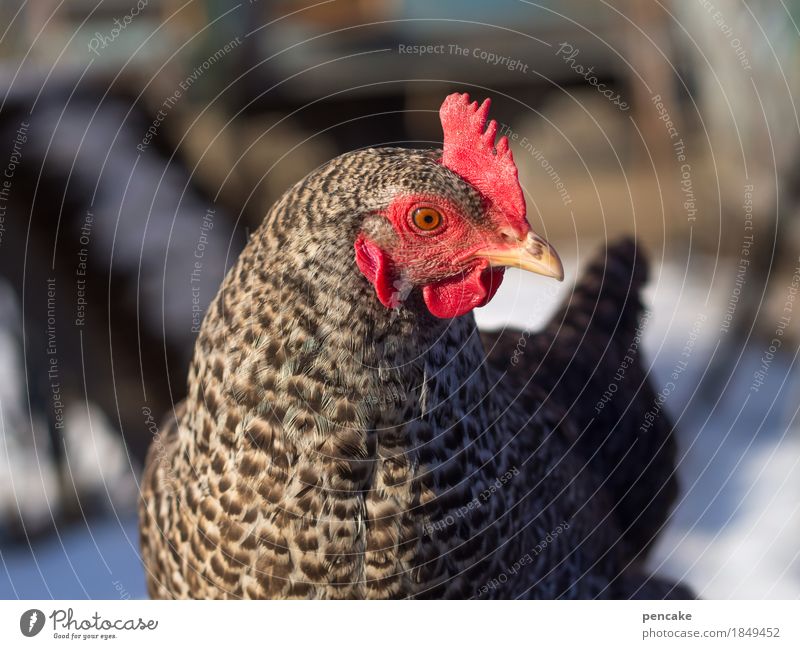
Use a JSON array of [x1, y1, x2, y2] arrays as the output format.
[[353, 93, 563, 319]]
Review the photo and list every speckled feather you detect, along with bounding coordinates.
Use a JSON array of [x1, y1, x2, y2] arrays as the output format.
[[139, 148, 688, 599]]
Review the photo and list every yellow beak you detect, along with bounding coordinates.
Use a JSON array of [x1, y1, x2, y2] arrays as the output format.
[[473, 232, 564, 281]]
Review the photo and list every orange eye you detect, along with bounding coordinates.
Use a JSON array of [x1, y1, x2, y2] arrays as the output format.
[[412, 207, 442, 231]]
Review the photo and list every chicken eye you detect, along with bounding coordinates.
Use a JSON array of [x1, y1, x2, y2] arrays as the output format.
[[411, 207, 442, 231]]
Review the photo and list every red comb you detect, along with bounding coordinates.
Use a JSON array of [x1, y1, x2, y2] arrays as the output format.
[[439, 92, 527, 230]]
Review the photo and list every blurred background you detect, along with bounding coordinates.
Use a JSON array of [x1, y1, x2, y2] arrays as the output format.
[[0, 0, 799, 598]]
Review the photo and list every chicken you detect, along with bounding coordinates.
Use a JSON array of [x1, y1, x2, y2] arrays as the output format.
[[139, 93, 689, 599]]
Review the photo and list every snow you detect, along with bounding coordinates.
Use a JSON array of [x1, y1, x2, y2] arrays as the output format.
[[0, 514, 145, 599]]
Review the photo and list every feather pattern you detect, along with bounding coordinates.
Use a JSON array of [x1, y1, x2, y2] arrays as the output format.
[[139, 146, 690, 599]]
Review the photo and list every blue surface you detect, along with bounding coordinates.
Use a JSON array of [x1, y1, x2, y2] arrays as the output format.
[[0, 515, 146, 600]]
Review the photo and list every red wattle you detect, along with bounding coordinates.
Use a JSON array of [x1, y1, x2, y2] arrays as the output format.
[[422, 265, 505, 319], [354, 235, 396, 308]]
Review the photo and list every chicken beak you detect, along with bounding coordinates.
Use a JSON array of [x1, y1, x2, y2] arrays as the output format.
[[474, 231, 564, 281]]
